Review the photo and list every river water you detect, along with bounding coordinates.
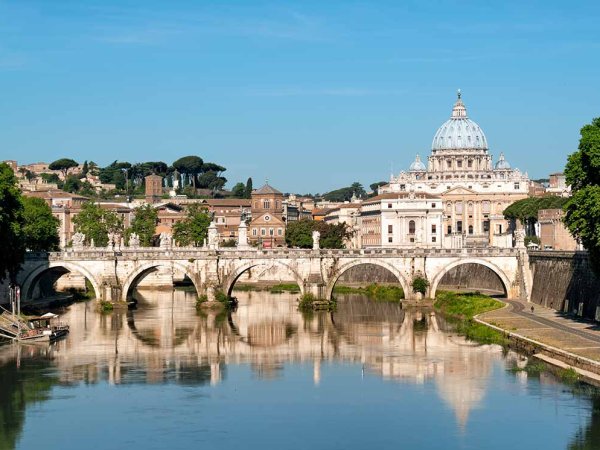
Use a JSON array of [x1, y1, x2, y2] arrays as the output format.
[[1, 290, 599, 450]]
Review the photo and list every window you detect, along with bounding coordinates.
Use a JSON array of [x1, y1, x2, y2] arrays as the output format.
[[269, 228, 274, 236], [432, 236, 437, 243], [468, 160, 473, 168], [447, 160, 452, 169], [409, 220, 416, 234], [431, 224, 437, 233], [514, 182, 520, 190], [264, 215, 271, 222], [457, 160, 462, 168], [468, 225, 473, 235], [447, 225, 452, 234], [431, 203, 436, 208], [263, 200, 270, 209], [261, 228, 266, 236], [457, 221, 463, 233], [388, 225, 393, 234], [252, 229, 257, 236], [278, 228, 283, 236], [483, 220, 490, 233], [400, 184, 406, 191], [388, 203, 392, 209], [388, 237, 393, 243]]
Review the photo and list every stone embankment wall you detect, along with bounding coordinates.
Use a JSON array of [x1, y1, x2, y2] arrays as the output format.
[[337, 264, 398, 285], [529, 251, 600, 319], [437, 263, 506, 294]]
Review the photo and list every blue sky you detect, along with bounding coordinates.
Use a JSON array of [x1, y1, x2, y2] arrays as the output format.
[[0, 0, 599, 193]]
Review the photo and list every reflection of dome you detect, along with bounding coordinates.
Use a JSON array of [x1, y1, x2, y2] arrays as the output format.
[[409, 154, 427, 172], [494, 152, 511, 170], [432, 91, 488, 151]]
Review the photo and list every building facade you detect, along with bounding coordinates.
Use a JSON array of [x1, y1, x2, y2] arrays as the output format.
[[380, 91, 529, 248], [249, 184, 286, 248]]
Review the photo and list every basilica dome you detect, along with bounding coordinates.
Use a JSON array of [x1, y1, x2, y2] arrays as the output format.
[[494, 152, 511, 170], [409, 154, 427, 171], [431, 91, 488, 151]]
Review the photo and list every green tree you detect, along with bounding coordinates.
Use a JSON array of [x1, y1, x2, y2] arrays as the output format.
[[370, 181, 387, 193], [285, 219, 352, 249], [81, 160, 89, 177], [48, 158, 78, 178], [285, 219, 314, 248], [72, 202, 123, 247], [40, 173, 61, 185], [350, 182, 366, 198], [21, 196, 60, 251], [0, 163, 25, 281], [504, 195, 569, 235], [173, 204, 212, 246], [231, 182, 246, 198], [172, 156, 204, 189], [197, 171, 227, 192], [564, 118, 600, 271], [63, 175, 82, 193], [244, 177, 253, 199], [127, 204, 158, 246]]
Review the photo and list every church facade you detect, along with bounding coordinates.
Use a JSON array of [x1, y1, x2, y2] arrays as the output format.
[[379, 92, 529, 248]]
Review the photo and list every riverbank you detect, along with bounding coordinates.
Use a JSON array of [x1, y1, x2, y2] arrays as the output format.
[[434, 291, 600, 386], [476, 300, 600, 385]]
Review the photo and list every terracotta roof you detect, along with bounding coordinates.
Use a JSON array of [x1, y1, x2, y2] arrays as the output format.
[[23, 190, 88, 200], [201, 198, 251, 207], [312, 208, 331, 216], [254, 184, 282, 195]]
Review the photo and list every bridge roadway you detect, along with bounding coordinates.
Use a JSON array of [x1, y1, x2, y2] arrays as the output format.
[[17, 246, 530, 303]]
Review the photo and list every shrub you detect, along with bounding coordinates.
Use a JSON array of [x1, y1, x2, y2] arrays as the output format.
[[411, 276, 429, 295]]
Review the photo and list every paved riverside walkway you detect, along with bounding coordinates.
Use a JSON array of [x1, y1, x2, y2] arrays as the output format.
[[478, 300, 600, 362]]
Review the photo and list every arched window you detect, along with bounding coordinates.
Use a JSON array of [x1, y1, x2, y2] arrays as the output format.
[[408, 220, 416, 234], [468, 225, 474, 235]]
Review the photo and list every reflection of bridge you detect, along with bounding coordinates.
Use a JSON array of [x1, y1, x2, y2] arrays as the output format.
[[17, 247, 531, 303], [0, 292, 513, 428]]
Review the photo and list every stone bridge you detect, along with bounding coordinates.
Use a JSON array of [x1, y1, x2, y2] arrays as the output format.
[[16, 246, 532, 303]]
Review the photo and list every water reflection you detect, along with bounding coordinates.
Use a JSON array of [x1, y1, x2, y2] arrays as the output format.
[[0, 290, 598, 449]]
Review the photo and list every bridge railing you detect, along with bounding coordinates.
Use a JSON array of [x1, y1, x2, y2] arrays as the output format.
[[26, 246, 521, 262]]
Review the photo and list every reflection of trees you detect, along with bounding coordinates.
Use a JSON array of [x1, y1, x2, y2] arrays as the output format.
[[569, 396, 600, 450], [0, 358, 59, 450]]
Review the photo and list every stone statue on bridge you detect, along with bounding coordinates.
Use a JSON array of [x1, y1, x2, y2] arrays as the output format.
[[159, 232, 172, 249], [312, 230, 321, 250], [208, 221, 219, 250], [128, 233, 140, 248], [515, 228, 526, 249], [237, 220, 250, 250], [72, 232, 85, 250]]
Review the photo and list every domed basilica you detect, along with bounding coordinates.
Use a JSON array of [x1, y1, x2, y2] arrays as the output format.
[[379, 91, 529, 248]]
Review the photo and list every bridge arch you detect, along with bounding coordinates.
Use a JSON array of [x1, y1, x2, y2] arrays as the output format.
[[21, 261, 102, 302], [324, 259, 410, 300], [121, 262, 200, 302], [223, 261, 306, 297], [429, 258, 511, 299]]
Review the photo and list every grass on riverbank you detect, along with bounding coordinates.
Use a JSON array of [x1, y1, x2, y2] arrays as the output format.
[[333, 284, 404, 302], [232, 283, 301, 294], [434, 291, 508, 346]]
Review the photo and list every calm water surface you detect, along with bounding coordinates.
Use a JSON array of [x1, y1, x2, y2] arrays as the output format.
[[1, 290, 599, 450]]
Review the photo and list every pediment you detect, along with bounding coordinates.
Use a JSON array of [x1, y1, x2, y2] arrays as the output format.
[[442, 186, 478, 196], [250, 213, 285, 226]]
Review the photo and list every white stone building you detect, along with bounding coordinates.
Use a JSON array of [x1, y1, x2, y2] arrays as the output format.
[[359, 192, 443, 248], [380, 91, 529, 248]]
